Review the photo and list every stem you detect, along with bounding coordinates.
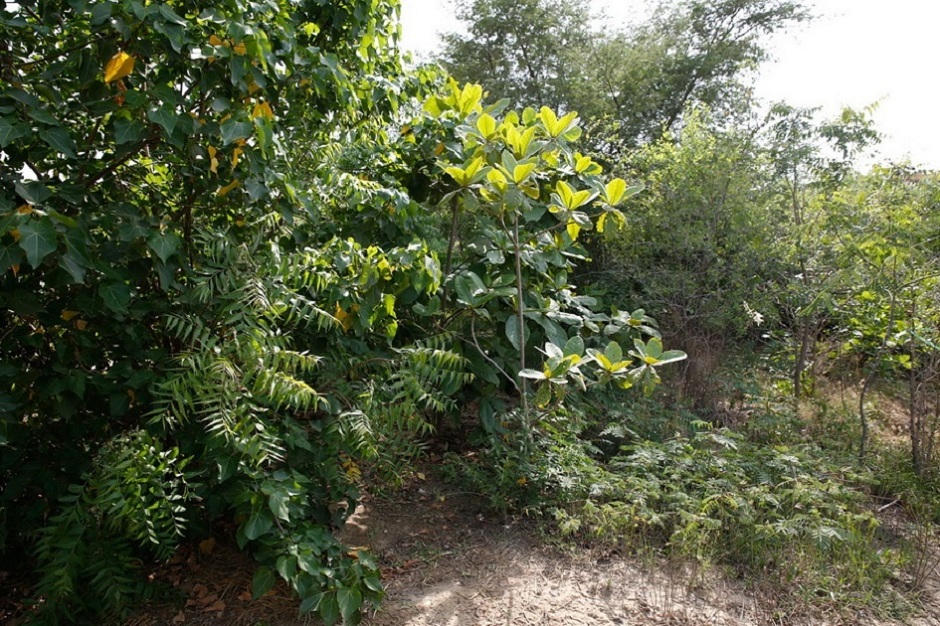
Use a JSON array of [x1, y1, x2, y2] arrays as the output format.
[[512, 212, 529, 424]]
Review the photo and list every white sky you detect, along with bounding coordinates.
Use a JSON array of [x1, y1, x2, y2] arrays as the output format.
[[399, 0, 940, 169]]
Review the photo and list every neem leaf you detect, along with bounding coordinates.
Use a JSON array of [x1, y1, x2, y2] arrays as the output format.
[[17, 218, 58, 267]]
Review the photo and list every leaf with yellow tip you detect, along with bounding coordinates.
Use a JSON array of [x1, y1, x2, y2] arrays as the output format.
[[104, 51, 135, 83]]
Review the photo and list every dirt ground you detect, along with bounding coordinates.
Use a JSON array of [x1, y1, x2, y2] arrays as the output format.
[[5, 467, 940, 626]]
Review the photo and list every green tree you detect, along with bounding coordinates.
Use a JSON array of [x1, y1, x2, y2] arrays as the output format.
[[439, 0, 591, 111], [439, 0, 808, 149]]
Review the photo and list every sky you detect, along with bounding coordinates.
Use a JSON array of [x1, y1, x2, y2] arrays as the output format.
[[399, 0, 940, 169]]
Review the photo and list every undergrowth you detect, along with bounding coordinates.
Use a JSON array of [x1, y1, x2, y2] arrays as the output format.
[[443, 394, 920, 618]]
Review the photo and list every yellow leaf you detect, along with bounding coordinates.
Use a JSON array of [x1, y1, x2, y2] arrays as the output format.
[[61, 310, 80, 321], [216, 179, 240, 197], [334, 303, 354, 332], [231, 147, 243, 168], [252, 101, 274, 120], [74, 319, 88, 330], [597, 212, 608, 234], [10, 228, 20, 242], [104, 51, 135, 83], [16, 204, 33, 215], [208, 34, 223, 46], [247, 79, 261, 95], [232, 41, 247, 55], [207, 146, 218, 173]]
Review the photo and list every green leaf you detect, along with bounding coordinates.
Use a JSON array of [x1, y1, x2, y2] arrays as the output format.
[[505, 315, 528, 351], [147, 105, 178, 136], [98, 282, 132, 314], [267, 491, 290, 522], [39, 127, 78, 159], [243, 510, 273, 540], [60, 249, 87, 283], [604, 341, 623, 364], [299, 590, 323, 614], [114, 118, 146, 145], [336, 586, 362, 624], [0, 243, 23, 272], [17, 219, 58, 267], [147, 232, 181, 263], [14, 180, 52, 205], [252, 566, 276, 599], [220, 119, 252, 145], [0, 121, 27, 148], [319, 591, 340, 625], [563, 336, 584, 358]]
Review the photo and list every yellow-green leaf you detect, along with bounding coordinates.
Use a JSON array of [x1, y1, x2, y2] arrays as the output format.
[[566, 221, 580, 240], [476, 113, 497, 138], [512, 162, 536, 184], [605, 178, 627, 205]]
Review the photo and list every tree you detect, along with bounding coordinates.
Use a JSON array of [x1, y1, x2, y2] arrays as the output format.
[[439, 0, 592, 112], [439, 0, 808, 149]]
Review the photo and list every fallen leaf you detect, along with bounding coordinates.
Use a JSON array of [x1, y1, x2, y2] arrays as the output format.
[[172, 609, 186, 623], [203, 599, 226, 612], [237, 590, 252, 602], [199, 537, 216, 555]]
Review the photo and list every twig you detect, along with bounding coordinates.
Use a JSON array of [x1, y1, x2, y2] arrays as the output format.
[[877, 498, 900, 513]]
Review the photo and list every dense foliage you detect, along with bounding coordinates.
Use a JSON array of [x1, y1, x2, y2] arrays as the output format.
[[0, 1, 688, 623], [3, 0, 940, 623]]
